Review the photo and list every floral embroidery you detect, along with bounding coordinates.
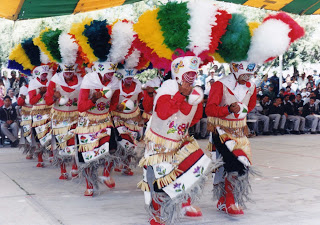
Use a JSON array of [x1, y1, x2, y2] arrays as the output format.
[[98, 64, 105, 71], [89, 133, 98, 141], [66, 147, 72, 154], [85, 155, 93, 161], [167, 121, 189, 135], [65, 99, 73, 107], [193, 166, 204, 177], [156, 166, 166, 176], [72, 98, 78, 106], [80, 135, 88, 144], [173, 183, 185, 192], [97, 102, 106, 111], [36, 114, 43, 120]]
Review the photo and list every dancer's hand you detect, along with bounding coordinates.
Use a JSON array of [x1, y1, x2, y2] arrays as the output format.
[[117, 104, 124, 111], [179, 81, 192, 96], [39, 87, 47, 95], [229, 102, 240, 114], [20, 94, 26, 100], [91, 91, 102, 103], [53, 91, 61, 101]]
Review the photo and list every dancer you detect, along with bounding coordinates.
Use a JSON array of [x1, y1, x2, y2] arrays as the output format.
[[44, 32, 82, 179], [206, 13, 304, 215]]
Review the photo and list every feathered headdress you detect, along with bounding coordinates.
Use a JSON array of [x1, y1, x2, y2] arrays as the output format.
[[214, 12, 304, 77], [8, 38, 43, 75], [33, 28, 80, 73], [133, 0, 231, 74]]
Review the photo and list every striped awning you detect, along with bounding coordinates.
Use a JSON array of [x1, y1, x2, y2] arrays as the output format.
[[215, 0, 320, 15], [0, 0, 142, 21]]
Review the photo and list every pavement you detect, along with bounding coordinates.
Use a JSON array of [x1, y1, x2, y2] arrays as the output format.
[[1, 134, 320, 225]]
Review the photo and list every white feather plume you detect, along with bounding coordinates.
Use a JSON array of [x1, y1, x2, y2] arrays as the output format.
[[125, 49, 141, 69], [247, 19, 291, 64], [58, 32, 78, 64], [187, 0, 218, 56], [109, 21, 136, 63], [40, 51, 50, 64]]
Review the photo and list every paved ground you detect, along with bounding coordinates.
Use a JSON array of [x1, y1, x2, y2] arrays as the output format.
[[1, 134, 320, 225]]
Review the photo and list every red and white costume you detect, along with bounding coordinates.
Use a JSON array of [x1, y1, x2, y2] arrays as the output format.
[[29, 65, 52, 167], [45, 68, 82, 179], [76, 62, 119, 193], [138, 56, 212, 224]]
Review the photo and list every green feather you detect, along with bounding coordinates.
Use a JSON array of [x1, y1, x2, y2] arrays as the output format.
[[157, 2, 190, 52], [217, 14, 251, 63], [41, 29, 63, 63]]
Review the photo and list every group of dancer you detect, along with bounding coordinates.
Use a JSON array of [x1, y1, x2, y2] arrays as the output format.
[[9, 1, 304, 224]]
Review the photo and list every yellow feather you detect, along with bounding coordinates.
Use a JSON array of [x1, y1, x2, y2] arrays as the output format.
[[133, 8, 173, 60], [212, 52, 226, 63], [248, 22, 260, 37], [9, 44, 34, 70], [69, 18, 97, 63], [33, 28, 57, 63]]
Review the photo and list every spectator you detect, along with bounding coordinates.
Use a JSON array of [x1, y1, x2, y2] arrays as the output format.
[[0, 96, 19, 147], [0, 79, 6, 100], [2, 71, 10, 90], [252, 71, 262, 87], [284, 86, 294, 96], [284, 95, 305, 134], [278, 88, 285, 98], [283, 94, 290, 105], [7, 88, 17, 106], [269, 72, 279, 93], [197, 69, 207, 89], [263, 85, 276, 101], [261, 94, 271, 115], [248, 95, 270, 135], [269, 97, 286, 135], [205, 70, 215, 91], [290, 76, 298, 93], [303, 97, 319, 134], [314, 82, 320, 99], [307, 75, 315, 89], [260, 74, 270, 91], [296, 93, 304, 108], [297, 72, 308, 90]]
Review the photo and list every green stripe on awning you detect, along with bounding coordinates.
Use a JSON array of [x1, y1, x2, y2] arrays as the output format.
[[281, 0, 320, 15], [18, 0, 79, 20]]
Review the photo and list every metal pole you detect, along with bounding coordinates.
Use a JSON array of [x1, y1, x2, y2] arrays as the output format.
[[279, 55, 283, 92]]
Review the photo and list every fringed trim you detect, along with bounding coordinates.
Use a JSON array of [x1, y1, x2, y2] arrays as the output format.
[[75, 121, 113, 134], [21, 120, 32, 126], [21, 106, 33, 112], [52, 125, 74, 135], [51, 108, 79, 121], [37, 128, 51, 139], [77, 135, 108, 152], [142, 111, 151, 120], [31, 105, 52, 115], [32, 119, 50, 127], [23, 130, 31, 138], [156, 168, 183, 189], [137, 180, 150, 192], [114, 120, 141, 132], [144, 129, 180, 150], [79, 111, 110, 121], [207, 117, 249, 138], [111, 107, 140, 119], [139, 139, 200, 167]]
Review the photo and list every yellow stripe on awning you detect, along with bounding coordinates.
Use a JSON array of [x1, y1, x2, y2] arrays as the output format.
[[0, 0, 25, 20], [244, 0, 294, 11], [73, 0, 126, 14]]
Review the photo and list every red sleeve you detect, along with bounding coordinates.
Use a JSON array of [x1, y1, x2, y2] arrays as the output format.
[[45, 81, 56, 106], [109, 89, 120, 112], [190, 103, 203, 127], [138, 91, 144, 102], [155, 92, 188, 120], [78, 89, 95, 112], [29, 89, 42, 105], [17, 97, 25, 106], [142, 90, 154, 113], [205, 81, 230, 118], [247, 87, 257, 113]]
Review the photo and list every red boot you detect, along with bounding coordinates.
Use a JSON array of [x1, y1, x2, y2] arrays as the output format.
[[59, 163, 68, 180], [225, 178, 244, 215], [101, 162, 115, 188], [181, 197, 202, 217], [36, 152, 44, 167], [84, 168, 94, 196], [217, 196, 226, 212], [149, 199, 164, 225], [123, 166, 134, 176], [71, 163, 79, 178], [26, 154, 33, 160]]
